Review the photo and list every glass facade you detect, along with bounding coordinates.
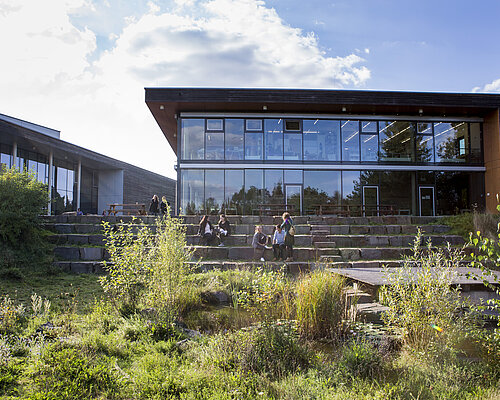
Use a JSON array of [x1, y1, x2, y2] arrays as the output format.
[[53, 159, 76, 214], [180, 167, 484, 216], [179, 116, 485, 215]]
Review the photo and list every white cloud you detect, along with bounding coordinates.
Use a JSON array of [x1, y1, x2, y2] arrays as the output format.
[[0, 0, 371, 179], [472, 78, 500, 93]]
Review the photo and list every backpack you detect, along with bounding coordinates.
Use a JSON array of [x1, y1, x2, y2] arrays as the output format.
[[288, 224, 296, 236]]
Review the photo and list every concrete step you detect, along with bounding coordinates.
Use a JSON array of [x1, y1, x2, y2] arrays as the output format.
[[54, 261, 106, 274], [314, 241, 337, 248], [185, 234, 314, 247], [190, 246, 319, 262], [319, 255, 343, 263], [311, 224, 451, 235], [186, 260, 312, 275], [330, 234, 464, 248], [47, 234, 106, 246], [316, 248, 341, 256], [54, 246, 108, 261]]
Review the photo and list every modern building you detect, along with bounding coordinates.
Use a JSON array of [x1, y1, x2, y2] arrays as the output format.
[[0, 113, 175, 215], [145, 88, 500, 216]]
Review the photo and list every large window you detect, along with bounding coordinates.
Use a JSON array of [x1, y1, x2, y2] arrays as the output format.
[[303, 119, 340, 161], [225, 169, 244, 214], [470, 123, 482, 164], [265, 119, 283, 160], [264, 169, 283, 204], [181, 119, 204, 160], [53, 161, 76, 214], [225, 119, 244, 160], [245, 131, 263, 160], [304, 171, 341, 213], [379, 121, 414, 162], [360, 121, 378, 162], [0, 143, 11, 170], [341, 120, 360, 162], [416, 122, 434, 162], [205, 119, 224, 160], [342, 170, 361, 206], [181, 169, 204, 214], [434, 122, 468, 163], [205, 169, 224, 213], [244, 169, 263, 214]]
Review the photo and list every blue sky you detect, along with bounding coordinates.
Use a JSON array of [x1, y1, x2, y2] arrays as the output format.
[[1, 0, 499, 178]]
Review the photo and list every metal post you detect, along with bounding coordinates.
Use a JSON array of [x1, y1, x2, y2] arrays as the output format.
[[47, 151, 53, 215], [77, 160, 81, 210], [12, 142, 17, 168]]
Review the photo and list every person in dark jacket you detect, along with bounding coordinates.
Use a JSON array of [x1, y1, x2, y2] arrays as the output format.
[[160, 195, 169, 216], [252, 225, 270, 261], [198, 215, 216, 245], [216, 214, 231, 246], [280, 212, 294, 261], [149, 195, 159, 216]]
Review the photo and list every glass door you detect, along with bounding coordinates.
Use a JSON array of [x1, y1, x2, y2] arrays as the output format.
[[285, 185, 302, 215], [419, 186, 435, 216], [362, 186, 379, 216]]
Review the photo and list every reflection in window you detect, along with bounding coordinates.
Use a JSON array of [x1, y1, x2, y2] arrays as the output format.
[[225, 170, 244, 214], [245, 131, 263, 160], [341, 120, 360, 162], [284, 169, 302, 184], [360, 134, 378, 162], [264, 169, 283, 204], [244, 169, 263, 214], [303, 120, 340, 161], [379, 121, 414, 162], [434, 122, 468, 163], [53, 163, 75, 214], [361, 121, 377, 133], [265, 119, 283, 160], [304, 171, 341, 213], [205, 131, 224, 160], [181, 169, 204, 214], [181, 119, 204, 160], [284, 133, 302, 160], [436, 171, 469, 215], [469, 123, 482, 163], [206, 119, 223, 131], [380, 171, 412, 213], [416, 135, 434, 162], [246, 119, 263, 131], [342, 170, 360, 206], [225, 119, 244, 160], [205, 170, 224, 213]]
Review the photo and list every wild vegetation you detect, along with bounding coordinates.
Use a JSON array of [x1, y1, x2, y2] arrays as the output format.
[[0, 177, 499, 398]]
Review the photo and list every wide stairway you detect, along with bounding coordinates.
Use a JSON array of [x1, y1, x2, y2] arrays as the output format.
[[41, 214, 465, 274]]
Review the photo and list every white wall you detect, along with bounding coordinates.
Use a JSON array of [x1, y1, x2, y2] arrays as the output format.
[[98, 169, 123, 214]]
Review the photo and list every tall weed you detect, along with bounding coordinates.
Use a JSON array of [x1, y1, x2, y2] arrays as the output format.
[[296, 269, 347, 340]]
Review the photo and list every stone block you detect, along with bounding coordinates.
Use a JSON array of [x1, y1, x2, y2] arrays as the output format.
[[432, 225, 451, 234], [360, 248, 384, 260], [74, 224, 99, 234], [367, 236, 389, 246], [89, 235, 106, 246], [55, 224, 73, 234], [411, 216, 437, 225], [330, 225, 349, 235], [294, 236, 312, 246], [386, 225, 401, 234], [388, 237, 404, 247], [340, 248, 361, 260], [203, 246, 230, 260], [259, 216, 274, 225], [234, 225, 251, 234], [261, 225, 274, 235], [331, 236, 352, 247], [228, 246, 254, 260], [295, 225, 310, 234], [54, 247, 80, 260], [351, 226, 369, 235], [54, 261, 71, 273], [241, 216, 260, 225], [67, 235, 90, 245], [351, 217, 367, 225], [401, 225, 418, 234], [80, 247, 104, 261], [47, 235, 67, 245], [295, 248, 315, 262], [70, 262, 94, 274], [293, 216, 309, 225], [225, 236, 248, 246], [381, 216, 398, 225], [369, 225, 386, 235], [367, 217, 383, 225], [55, 215, 68, 223], [351, 261, 381, 268]]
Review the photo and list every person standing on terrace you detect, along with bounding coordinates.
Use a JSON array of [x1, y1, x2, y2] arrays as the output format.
[[280, 212, 295, 262]]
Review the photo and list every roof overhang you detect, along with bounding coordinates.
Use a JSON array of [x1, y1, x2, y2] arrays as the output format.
[[145, 87, 500, 155]]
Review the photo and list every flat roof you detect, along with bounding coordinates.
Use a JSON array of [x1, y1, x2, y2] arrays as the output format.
[[145, 87, 500, 154]]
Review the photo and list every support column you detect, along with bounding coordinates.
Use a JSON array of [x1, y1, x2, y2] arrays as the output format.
[[77, 161, 82, 210], [12, 142, 17, 169], [47, 151, 53, 215]]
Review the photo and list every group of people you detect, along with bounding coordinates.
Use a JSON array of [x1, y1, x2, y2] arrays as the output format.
[[197, 212, 295, 262], [149, 195, 170, 216], [252, 212, 294, 262], [198, 214, 231, 246]]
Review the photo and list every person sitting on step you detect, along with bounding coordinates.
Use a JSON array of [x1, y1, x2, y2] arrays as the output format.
[[252, 225, 270, 262], [216, 213, 231, 246], [198, 215, 216, 246]]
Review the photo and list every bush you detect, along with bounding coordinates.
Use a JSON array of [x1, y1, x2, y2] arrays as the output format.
[[338, 340, 383, 379], [380, 230, 475, 352], [296, 269, 347, 340], [28, 345, 122, 399], [0, 167, 51, 270]]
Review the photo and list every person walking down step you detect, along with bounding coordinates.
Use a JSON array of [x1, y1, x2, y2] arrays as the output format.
[[160, 195, 170, 216], [149, 195, 159, 216], [216, 213, 231, 246], [280, 212, 295, 262], [272, 224, 286, 261], [198, 215, 216, 246], [252, 225, 270, 262]]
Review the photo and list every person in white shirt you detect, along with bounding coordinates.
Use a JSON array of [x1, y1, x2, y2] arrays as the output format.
[[272, 224, 286, 261]]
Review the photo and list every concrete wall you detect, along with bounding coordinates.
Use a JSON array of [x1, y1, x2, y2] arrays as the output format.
[[484, 109, 500, 213], [98, 169, 124, 214]]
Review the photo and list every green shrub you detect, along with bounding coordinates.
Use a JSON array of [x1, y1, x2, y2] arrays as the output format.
[[296, 269, 347, 340], [0, 167, 51, 270], [441, 212, 474, 239], [338, 340, 383, 379], [380, 230, 475, 352], [28, 346, 122, 399]]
